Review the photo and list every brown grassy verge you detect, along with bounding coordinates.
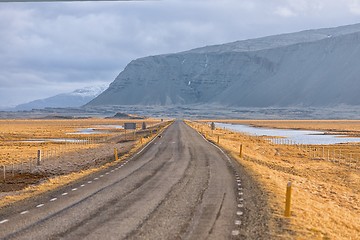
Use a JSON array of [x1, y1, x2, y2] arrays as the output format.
[[0, 119, 172, 209], [0, 118, 160, 166], [187, 120, 360, 239]]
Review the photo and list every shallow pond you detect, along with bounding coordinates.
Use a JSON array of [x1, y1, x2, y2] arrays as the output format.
[[215, 123, 360, 145], [68, 125, 124, 135], [21, 139, 87, 143]]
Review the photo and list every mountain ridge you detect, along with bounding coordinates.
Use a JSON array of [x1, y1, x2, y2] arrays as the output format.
[[86, 23, 360, 108], [16, 85, 107, 110]]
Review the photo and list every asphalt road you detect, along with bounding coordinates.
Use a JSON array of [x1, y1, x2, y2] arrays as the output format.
[[0, 120, 269, 239]]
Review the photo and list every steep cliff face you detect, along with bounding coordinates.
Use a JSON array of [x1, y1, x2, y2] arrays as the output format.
[[87, 23, 360, 107]]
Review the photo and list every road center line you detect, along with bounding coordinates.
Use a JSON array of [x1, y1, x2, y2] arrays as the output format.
[[20, 211, 29, 215], [72, 188, 78, 191], [0, 219, 9, 224], [62, 192, 68, 196], [36, 204, 44, 208], [50, 198, 57, 202]]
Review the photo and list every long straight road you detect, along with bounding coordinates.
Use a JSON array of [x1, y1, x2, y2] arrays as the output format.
[[0, 121, 269, 239]]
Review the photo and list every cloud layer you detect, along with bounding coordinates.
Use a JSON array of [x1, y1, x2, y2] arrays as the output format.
[[1, 0, 360, 107]]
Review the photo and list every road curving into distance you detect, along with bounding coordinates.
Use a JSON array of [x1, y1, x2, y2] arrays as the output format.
[[0, 120, 270, 239]]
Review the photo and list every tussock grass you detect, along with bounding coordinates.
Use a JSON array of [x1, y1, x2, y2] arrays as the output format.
[[0, 118, 160, 165], [0, 119, 170, 209], [187, 120, 360, 239]]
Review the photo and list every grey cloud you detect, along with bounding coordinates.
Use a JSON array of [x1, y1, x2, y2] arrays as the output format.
[[1, 0, 360, 107]]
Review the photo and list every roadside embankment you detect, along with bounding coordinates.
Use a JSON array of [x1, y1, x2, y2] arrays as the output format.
[[0, 120, 173, 209], [186, 120, 360, 239]]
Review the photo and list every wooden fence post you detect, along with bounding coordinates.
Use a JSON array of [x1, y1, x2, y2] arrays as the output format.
[[37, 150, 42, 166], [3, 165, 5, 182]]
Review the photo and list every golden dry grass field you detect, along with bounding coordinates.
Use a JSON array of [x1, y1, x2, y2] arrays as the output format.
[[188, 120, 359, 240], [0, 118, 160, 166], [0, 118, 169, 208]]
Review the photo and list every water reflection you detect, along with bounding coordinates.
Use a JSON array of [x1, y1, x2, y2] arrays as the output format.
[[215, 123, 360, 145], [68, 125, 124, 135], [21, 139, 87, 143]]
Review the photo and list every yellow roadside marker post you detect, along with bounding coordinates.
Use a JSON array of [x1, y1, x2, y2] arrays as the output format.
[[239, 144, 243, 158], [114, 148, 119, 161], [284, 181, 292, 217]]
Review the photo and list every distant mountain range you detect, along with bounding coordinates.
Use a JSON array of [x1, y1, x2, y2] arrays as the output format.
[[86, 23, 360, 108], [15, 85, 107, 110]]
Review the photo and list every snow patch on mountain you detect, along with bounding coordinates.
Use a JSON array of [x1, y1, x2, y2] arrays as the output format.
[[15, 84, 108, 110]]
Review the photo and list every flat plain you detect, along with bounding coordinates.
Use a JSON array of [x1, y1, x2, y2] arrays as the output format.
[[0, 118, 160, 166], [190, 120, 360, 239], [1, 118, 359, 239], [0, 118, 162, 206]]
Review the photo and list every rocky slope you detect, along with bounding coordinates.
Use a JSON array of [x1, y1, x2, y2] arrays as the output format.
[[16, 85, 107, 110], [87, 23, 360, 107]]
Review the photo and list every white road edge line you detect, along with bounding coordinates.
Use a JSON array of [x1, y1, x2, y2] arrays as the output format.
[[0, 219, 9, 224], [193, 125, 248, 226], [196, 131, 232, 161], [136, 130, 162, 155]]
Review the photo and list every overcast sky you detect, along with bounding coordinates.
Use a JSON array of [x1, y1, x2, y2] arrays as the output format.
[[1, 0, 360, 108]]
